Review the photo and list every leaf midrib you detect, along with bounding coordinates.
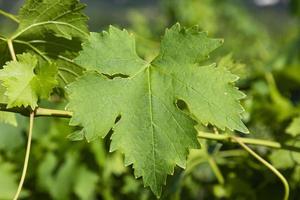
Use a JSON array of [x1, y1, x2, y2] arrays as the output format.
[[146, 66, 158, 189]]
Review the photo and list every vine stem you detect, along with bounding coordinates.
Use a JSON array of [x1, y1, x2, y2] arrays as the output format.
[[231, 136, 289, 200], [7, 39, 17, 61], [0, 9, 19, 23], [13, 112, 35, 200]]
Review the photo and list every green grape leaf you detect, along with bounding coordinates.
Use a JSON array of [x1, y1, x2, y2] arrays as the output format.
[[67, 24, 248, 197], [0, 53, 57, 109], [286, 116, 300, 136]]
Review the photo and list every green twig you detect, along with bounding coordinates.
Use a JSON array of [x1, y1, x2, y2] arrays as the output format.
[[13, 112, 34, 200], [231, 136, 289, 200], [0, 9, 19, 23]]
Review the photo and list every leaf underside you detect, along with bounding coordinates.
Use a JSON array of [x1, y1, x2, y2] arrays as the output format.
[[67, 24, 248, 197]]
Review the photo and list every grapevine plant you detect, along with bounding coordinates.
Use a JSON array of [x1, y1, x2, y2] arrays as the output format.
[[0, 0, 297, 199]]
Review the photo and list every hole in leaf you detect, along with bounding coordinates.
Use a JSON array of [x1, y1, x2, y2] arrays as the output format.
[[176, 99, 189, 112], [115, 114, 121, 123], [103, 73, 129, 79], [33, 67, 38, 75]]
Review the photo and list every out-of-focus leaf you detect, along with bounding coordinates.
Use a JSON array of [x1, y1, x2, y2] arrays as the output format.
[[0, 122, 23, 151], [103, 152, 127, 180], [50, 153, 78, 199], [286, 117, 300, 136], [269, 150, 294, 169], [218, 54, 247, 79], [37, 152, 58, 191], [121, 176, 141, 195], [0, 112, 17, 126], [74, 166, 99, 200], [0, 158, 27, 199]]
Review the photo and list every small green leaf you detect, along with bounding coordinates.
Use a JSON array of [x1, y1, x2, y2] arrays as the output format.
[[0, 53, 57, 109], [67, 24, 248, 197]]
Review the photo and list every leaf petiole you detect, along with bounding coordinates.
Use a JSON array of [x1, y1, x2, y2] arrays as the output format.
[[7, 39, 17, 61], [13, 112, 34, 200]]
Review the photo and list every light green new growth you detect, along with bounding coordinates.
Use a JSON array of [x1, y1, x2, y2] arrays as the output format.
[[0, 53, 57, 109], [67, 24, 248, 197]]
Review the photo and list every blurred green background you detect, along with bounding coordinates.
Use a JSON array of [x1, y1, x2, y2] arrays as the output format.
[[0, 0, 300, 199]]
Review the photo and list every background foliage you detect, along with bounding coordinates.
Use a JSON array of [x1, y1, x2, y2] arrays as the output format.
[[0, 0, 299, 199]]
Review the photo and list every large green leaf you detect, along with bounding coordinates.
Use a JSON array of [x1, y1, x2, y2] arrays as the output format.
[[67, 24, 248, 197], [0, 53, 57, 108]]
